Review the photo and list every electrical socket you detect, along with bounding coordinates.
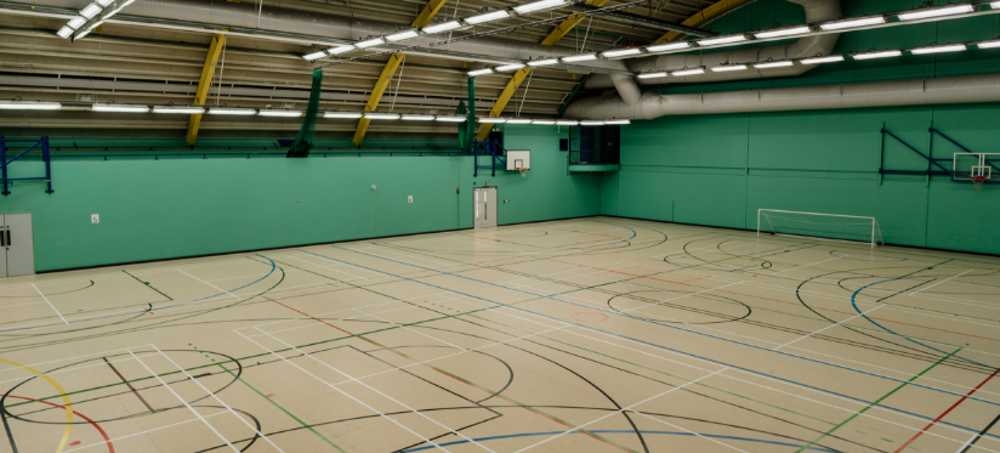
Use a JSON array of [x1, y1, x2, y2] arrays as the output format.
[[91, 214, 100, 224]]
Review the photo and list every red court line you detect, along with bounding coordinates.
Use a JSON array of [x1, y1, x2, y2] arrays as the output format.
[[7, 395, 114, 453], [102, 357, 155, 414], [893, 365, 1000, 452], [260, 295, 635, 452]]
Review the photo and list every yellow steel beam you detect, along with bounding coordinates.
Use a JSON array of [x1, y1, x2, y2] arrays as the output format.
[[352, 0, 447, 147], [352, 54, 406, 147], [186, 33, 226, 146], [655, 0, 756, 43], [476, 0, 609, 141]]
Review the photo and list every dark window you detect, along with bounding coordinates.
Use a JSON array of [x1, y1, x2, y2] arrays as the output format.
[[567, 125, 620, 165]]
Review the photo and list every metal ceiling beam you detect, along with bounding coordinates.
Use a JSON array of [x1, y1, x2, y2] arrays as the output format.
[[353, 0, 446, 147], [564, 4, 715, 37], [655, 0, 756, 43], [186, 33, 226, 146]]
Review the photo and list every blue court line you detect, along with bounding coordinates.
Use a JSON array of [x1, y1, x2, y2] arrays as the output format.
[[402, 430, 840, 452], [373, 220, 638, 254], [0, 255, 277, 334], [304, 247, 1000, 440], [850, 275, 993, 368]]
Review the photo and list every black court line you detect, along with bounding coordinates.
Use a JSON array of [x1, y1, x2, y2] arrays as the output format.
[[122, 270, 174, 301]]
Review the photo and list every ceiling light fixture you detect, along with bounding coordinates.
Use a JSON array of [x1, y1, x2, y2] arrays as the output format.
[[422, 21, 463, 34], [505, 119, 533, 124], [754, 26, 811, 39], [496, 63, 526, 71], [386, 30, 420, 42], [604, 119, 631, 125], [711, 65, 748, 72], [754, 61, 794, 69], [898, 4, 974, 21], [852, 50, 902, 60], [672, 68, 705, 76], [67, 16, 87, 29], [364, 113, 400, 120], [580, 121, 605, 126], [481, 117, 506, 123], [602, 48, 642, 58], [465, 10, 510, 25], [259, 110, 302, 117], [910, 44, 966, 54], [79, 3, 102, 18], [637, 72, 667, 79], [978, 40, 1000, 49], [327, 45, 356, 55], [646, 42, 692, 53], [528, 58, 560, 66], [556, 120, 579, 126], [355, 38, 385, 49], [514, 0, 569, 14], [436, 116, 467, 122], [152, 106, 204, 114], [402, 115, 436, 121], [531, 120, 556, 125], [819, 16, 886, 31], [92, 103, 148, 113], [303, 51, 328, 61], [208, 108, 256, 115], [801, 55, 844, 64], [562, 54, 597, 62], [468, 68, 494, 76], [697, 35, 747, 46], [324, 112, 363, 119], [0, 101, 62, 110], [57, 26, 75, 39]]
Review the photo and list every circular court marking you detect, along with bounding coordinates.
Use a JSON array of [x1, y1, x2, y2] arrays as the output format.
[[608, 290, 751, 325], [571, 312, 608, 323]]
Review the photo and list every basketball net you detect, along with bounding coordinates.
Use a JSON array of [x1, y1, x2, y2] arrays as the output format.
[[518, 168, 528, 178], [973, 175, 986, 191]]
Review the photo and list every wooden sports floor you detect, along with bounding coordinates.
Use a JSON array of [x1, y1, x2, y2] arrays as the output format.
[[1, 217, 999, 453]]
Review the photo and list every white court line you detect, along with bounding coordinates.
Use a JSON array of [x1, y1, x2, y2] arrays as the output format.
[[175, 268, 241, 300], [237, 328, 483, 453], [150, 345, 286, 452], [776, 304, 885, 350], [126, 347, 240, 453], [63, 410, 231, 453], [632, 409, 751, 453], [32, 283, 67, 324], [912, 269, 974, 295], [514, 366, 732, 453]]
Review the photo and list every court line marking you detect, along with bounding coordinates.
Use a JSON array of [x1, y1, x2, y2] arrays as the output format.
[[175, 268, 241, 300], [62, 410, 230, 453], [0, 357, 75, 453], [632, 410, 751, 453], [33, 283, 68, 324], [150, 345, 286, 452], [911, 269, 974, 296], [126, 347, 240, 453], [236, 328, 474, 453]]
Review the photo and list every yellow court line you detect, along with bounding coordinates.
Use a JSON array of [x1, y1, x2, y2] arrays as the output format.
[[0, 358, 73, 453]]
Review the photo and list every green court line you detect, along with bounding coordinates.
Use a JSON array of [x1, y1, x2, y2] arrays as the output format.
[[466, 313, 837, 426], [793, 345, 964, 453]]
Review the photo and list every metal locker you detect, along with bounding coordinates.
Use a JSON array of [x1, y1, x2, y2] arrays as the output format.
[[3, 214, 35, 277]]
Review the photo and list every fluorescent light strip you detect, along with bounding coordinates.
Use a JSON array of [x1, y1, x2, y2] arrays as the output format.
[[754, 26, 811, 39], [852, 50, 902, 60], [0, 101, 62, 110], [355, 38, 385, 49], [152, 106, 204, 114], [324, 112, 363, 119], [711, 65, 748, 72], [465, 10, 510, 25], [637, 72, 668, 79], [402, 115, 435, 121], [93, 103, 148, 113], [562, 54, 597, 62], [603, 48, 642, 58], [672, 68, 705, 76], [303, 51, 327, 61], [80, 3, 102, 18], [386, 30, 419, 42], [481, 117, 505, 123], [646, 42, 691, 52], [556, 120, 578, 126], [514, 0, 568, 14], [496, 63, 526, 71], [505, 119, 532, 124], [436, 116, 467, 122], [754, 61, 794, 69], [57, 26, 75, 39], [364, 113, 401, 120], [910, 44, 966, 55], [801, 55, 844, 64], [531, 120, 556, 125], [528, 59, 559, 66], [604, 119, 631, 125], [423, 21, 462, 34], [67, 16, 86, 29], [96, 0, 113, 5], [819, 16, 886, 31], [993, 1, 1000, 9], [697, 35, 747, 46], [468, 68, 494, 76], [979, 40, 1000, 49], [259, 110, 302, 117], [580, 121, 605, 126], [209, 108, 256, 115], [898, 5, 974, 21], [327, 45, 356, 55]]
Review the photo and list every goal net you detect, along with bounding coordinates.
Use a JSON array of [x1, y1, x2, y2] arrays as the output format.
[[757, 209, 884, 248]]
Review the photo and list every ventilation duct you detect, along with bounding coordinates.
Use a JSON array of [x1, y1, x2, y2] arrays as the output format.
[[585, 0, 842, 89], [563, 73, 1000, 119]]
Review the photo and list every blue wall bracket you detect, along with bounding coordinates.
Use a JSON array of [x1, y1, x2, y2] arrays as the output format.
[[0, 136, 54, 196], [473, 139, 508, 177]]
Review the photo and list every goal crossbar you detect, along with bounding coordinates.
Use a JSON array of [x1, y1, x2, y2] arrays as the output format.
[[757, 209, 883, 249]]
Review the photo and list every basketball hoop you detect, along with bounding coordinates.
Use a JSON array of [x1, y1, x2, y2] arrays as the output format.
[[973, 175, 987, 191], [517, 168, 528, 178]]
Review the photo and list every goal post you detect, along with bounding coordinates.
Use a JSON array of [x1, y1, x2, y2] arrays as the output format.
[[757, 209, 884, 249]]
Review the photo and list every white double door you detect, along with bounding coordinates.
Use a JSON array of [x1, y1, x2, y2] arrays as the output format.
[[474, 188, 497, 229], [1, 214, 35, 277]]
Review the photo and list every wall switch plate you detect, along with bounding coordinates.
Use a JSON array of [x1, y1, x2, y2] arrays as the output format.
[[408, 196, 413, 203], [91, 214, 100, 224]]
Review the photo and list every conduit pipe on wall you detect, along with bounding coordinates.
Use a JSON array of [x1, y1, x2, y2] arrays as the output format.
[[563, 73, 1000, 119], [586, 0, 842, 89]]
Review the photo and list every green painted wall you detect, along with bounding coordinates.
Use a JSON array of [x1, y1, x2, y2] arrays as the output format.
[[603, 105, 1000, 255], [2, 126, 598, 272]]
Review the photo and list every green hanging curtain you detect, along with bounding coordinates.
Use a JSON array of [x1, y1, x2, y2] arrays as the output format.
[[287, 70, 324, 158]]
